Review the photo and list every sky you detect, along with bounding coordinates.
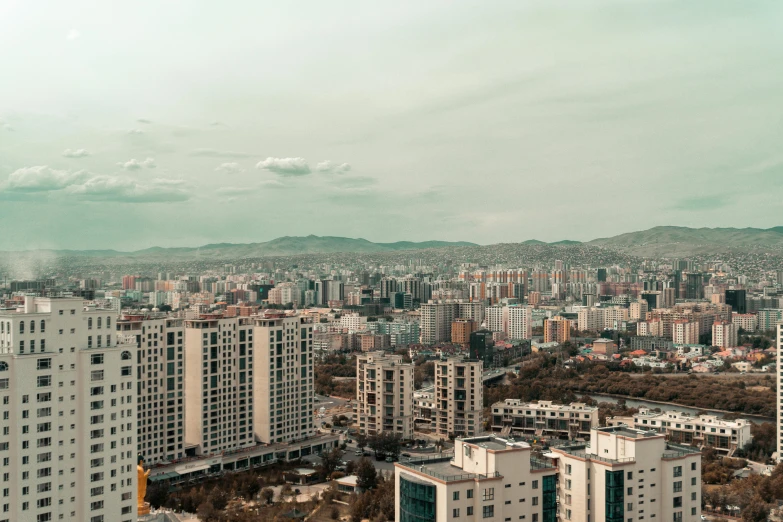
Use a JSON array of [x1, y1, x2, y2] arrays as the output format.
[[1, 0, 782, 251]]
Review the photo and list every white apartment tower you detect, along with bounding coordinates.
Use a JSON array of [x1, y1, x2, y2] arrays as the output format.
[[0, 297, 137, 522], [553, 426, 702, 522], [420, 301, 485, 344], [507, 305, 533, 340], [356, 352, 413, 439], [252, 313, 314, 444], [184, 315, 257, 455], [116, 312, 186, 465], [433, 358, 483, 438], [778, 324, 783, 462], [395, 435, 558, 522], [711, 321, 737, 348]]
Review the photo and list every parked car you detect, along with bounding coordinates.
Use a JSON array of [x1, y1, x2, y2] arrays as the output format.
[[401, 453, 411, 458]]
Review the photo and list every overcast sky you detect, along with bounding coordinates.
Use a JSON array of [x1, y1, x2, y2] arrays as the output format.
[[1, 0, 782, 251]]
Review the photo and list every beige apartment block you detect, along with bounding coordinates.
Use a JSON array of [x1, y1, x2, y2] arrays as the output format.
[[491, 399, 599, 440], [553, 426, 702, 522], [0, 297, 137, 522], [356, 352, 413, 439], [433, 358, 483, 438], [395, 435, 558, 522]]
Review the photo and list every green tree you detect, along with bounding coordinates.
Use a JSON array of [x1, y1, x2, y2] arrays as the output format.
[[356, 458, 378, 491], [319, 447, 344, 479], [146, 481, 170, 509]]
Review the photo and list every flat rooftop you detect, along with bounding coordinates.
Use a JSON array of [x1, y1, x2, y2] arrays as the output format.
[[597, 426, 657, 439]]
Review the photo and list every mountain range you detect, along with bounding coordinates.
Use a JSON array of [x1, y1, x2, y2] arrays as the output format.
[[0, 236, 477, 260], [2, 226, 783, 260]]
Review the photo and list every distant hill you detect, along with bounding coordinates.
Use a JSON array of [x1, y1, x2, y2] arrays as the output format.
[[587, 226, 783, 256], [522, 239, 581, 246], [0, 235, 477, 260]]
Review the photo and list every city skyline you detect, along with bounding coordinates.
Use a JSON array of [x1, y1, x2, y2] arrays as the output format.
[[2, 0, 783, 250]]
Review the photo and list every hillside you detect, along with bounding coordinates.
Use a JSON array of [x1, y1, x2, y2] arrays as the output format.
[[0, 236, 477, 260], [587, 226, 783, 256]]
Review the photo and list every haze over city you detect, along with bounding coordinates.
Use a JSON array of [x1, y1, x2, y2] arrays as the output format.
[[3, 2, 783, 522]]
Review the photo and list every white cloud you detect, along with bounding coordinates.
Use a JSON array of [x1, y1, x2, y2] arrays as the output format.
[[215, 162, 245, 174], [189, 148, 253, 158], [2, 166, 187, 203], [137, 118, 152, 124], [316, 160, 352, 173], [127, 129, 144, 135], [62, 148, 91, 158], [2, 124, 13, 132], [5, 166, 88, 192], [66, 175, 188, 203], [66, 29, 80, 41], [256, 157, 310, 176], [216, 186, 247, 196], [258, 179, 286, 189], [117, 158, 156, 170]]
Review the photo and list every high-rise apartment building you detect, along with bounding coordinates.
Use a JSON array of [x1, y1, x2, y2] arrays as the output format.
[[420, 301, 484, 344], [355, 352, 413, 439], [395, 435, 558, 522], [183, 312, 315, 454], [553, 426, 702, 522], [778, 324, 783, 462], [0, 297, 137, 522], [184, 315, 257, 455], [672, 320, 699, 345], [629, 300, 649, 321], [451, 318, 476, 347], [116, 312, 186, 465], [484, 305, 505, 333], [543, 316, 571, 344], [507, 305, 533, 340], [711, 321, 737, 348], [433, 359, 483, 438], [253, 313, 315, 444]]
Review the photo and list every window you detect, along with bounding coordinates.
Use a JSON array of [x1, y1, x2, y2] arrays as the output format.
[[673, 466, 682, 477], [40, 320, 45, 333], [37, 359, 51, 370], [37, 376, 51, 388], [482, 506, 494, 519], [565, 464, 572, 475], [673, 497, 682, 508], [532, 480, 538, 489], [467, 507, 473, 516], [483, 488, 494, 501], [467, 489, 474, 499], [532, 497, 538, 506], [453, 509, 460, 518], [453, 492, 460, 501], [673, 482, 682, 493], [690, 463, 696, 471], [627, 471, 633, 480], [91, 354, 103, 365]]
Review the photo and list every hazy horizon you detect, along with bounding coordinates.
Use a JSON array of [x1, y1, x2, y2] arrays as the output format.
[[2, 0, 782, 250]]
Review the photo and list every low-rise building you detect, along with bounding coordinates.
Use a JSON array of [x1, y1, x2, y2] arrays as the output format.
[[490, 399, 599, 440], [395, 435, 558, 522], [629, 409, 752, 456]]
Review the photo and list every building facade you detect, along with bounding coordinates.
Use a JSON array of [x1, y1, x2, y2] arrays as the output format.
[[490, 399, 598, 440], [553, 426, 702, 522], [395, 435, 558, 522], [433, 359, 483, 438], [0, 297, 137, 522], [356, 352, 413, 439], [117, 312, 186, 465]]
